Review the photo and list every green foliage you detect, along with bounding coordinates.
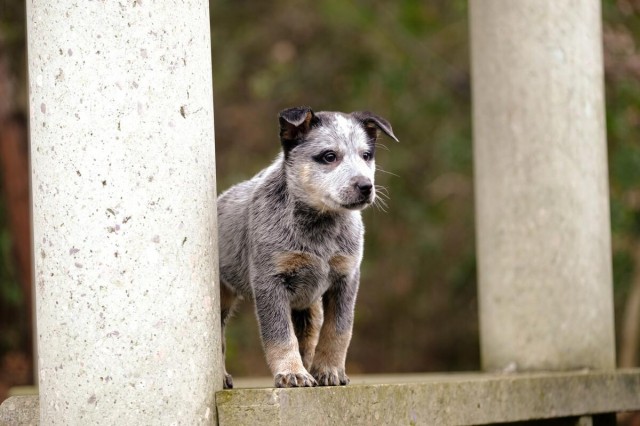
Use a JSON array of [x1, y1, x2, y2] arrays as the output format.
[[212, 0, 477, 374], [601, 1, 640, 347], [211, 0, 640, 375], [0, 0, 27, 106]]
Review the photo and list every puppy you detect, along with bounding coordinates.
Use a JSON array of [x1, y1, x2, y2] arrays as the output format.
[[217, 106, 397, 388]]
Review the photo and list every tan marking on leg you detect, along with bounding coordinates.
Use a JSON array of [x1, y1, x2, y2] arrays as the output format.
[[274, 251, 316, 275], [329, 254, 358, 277], [313, 306, 352, 370], [297, 299, 324, 369], [264, 339, 306, 375], [313, 326, 352, 369], [264, 320, 317, 387]]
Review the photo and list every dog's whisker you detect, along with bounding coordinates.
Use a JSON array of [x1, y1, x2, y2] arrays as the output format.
[[373, 198, 388, 213], [374, 187, 391, 199], [374, 190, 390, 200], [374, 184, 390, 194], [374, 195, 389, 208], [376, 167, 400, 178]]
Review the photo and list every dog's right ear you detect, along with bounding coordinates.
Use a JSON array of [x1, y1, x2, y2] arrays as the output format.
[[278, 106, 317, 157]]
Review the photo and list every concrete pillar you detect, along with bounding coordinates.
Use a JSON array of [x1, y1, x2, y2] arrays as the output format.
[[470, 0, 616, 371], [27, 1, 221, 423]]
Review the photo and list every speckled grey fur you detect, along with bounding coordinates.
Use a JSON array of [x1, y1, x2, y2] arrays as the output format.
[[217, 107, 397, 389]]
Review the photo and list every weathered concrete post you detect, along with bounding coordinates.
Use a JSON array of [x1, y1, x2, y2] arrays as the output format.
[[27, 1, 221, 423], [471, 0, 616, 371]]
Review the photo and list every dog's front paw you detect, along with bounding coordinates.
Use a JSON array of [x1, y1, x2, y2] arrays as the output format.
[[274, 370, 317, 388], [310, 366, 350, 386]]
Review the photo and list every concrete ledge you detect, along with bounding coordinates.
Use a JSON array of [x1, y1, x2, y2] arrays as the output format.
[[4, 370, 640, 425], [216, 369, 640, 425]]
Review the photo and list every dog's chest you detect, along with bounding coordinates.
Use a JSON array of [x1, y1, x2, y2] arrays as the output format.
[[273, 251, 358, 309]]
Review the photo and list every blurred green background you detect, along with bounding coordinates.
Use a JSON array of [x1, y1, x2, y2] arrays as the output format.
[[0, 0, 639, 396]]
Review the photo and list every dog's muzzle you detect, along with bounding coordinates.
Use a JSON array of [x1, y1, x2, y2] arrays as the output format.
[[356, 181, 373, 198], [340, 178, 374, 210]]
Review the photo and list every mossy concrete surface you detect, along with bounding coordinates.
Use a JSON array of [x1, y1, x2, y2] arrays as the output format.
[[217, 370, 640, 426], [3, 370, 640, 425]]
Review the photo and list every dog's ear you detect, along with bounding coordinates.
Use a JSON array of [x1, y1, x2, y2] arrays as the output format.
[[278, 106, 318, 157], [351, 111, 399, 143]]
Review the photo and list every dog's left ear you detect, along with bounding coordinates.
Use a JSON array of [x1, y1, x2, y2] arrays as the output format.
[[278, 106, 318, 157], [351, 111, 399, 143]]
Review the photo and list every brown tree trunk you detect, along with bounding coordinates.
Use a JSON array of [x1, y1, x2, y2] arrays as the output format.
[[0, 34, 33, 385], [0, 112, 32, 380]]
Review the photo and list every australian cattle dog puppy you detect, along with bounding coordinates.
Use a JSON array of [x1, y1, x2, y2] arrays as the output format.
[[217, 106, 398, 388]]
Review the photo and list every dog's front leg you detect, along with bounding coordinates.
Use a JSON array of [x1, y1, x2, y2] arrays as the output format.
[[254, 284, 317, 388], [310, 271, 359, 386]]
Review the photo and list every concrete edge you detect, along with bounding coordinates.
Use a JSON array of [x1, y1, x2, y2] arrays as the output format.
[[5, 370, 640, 425], [0, 395, 39, 426], [216, 369, 640, 425]]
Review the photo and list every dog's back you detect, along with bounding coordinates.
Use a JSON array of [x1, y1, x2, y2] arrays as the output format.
[[218, 157, 284, 298], [217, 179, 252, 297]]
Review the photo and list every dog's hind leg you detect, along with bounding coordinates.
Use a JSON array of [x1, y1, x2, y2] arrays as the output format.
[[220, 282, 239, 389], [292, 299, 323, 369]]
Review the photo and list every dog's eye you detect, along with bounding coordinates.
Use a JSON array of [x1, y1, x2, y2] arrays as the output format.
[[322, 151, 338, 163], [362, 151, 373, 161]]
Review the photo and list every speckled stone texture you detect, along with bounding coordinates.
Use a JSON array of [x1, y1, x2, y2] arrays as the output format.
[[470, 0, 616, 371], [26, 0, 221, 423]]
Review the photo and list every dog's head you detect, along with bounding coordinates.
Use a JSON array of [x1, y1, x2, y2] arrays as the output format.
[[278, 106, 398, 213]]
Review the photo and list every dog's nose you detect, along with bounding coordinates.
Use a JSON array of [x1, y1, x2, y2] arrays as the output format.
[[355, 179, 373, 197]]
